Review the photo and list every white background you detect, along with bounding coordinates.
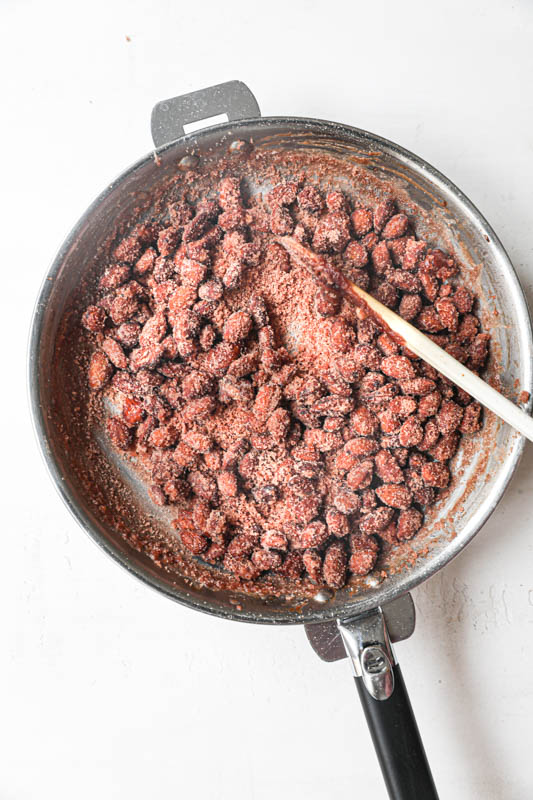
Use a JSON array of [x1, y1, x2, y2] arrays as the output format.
[[2, 1, 533, 797]]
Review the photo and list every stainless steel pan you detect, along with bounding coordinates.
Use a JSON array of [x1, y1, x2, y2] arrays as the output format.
[[29, 81, 533, 799]]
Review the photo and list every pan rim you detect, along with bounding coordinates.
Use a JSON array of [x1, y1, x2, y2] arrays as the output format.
[[28, 115, 533, 624]]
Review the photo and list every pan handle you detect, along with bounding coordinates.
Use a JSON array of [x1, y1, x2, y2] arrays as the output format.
[[151, 81, 261, 148], [355, 664, 438, 799], [338, 611, 438, 799]]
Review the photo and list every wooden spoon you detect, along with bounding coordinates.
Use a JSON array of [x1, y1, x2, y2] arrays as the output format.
[[278, 236, 533, 443]]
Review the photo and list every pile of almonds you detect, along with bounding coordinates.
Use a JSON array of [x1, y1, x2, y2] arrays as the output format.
[[82, 172, 487, 590]]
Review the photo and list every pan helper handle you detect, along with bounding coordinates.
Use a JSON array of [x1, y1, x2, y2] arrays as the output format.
[[151, 81, 261, 148], [338, 608, 439, 800]]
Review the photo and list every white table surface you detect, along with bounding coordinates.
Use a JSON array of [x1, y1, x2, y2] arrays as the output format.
[[3, 1, 533, 797]]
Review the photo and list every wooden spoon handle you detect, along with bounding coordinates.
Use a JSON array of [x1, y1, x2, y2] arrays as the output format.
[[278, 236, 533, 443]]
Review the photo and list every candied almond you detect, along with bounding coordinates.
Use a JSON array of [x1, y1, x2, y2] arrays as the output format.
[[323, 542, 347, 589], [102, 336, 128, 369], [88, 351, 113, 390]]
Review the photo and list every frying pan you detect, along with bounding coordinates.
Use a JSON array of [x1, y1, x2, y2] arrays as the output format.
[[29, 80, 533, 799]]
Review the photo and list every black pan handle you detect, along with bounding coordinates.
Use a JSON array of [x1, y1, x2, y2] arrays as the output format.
[[337, 610, 438, 800], [355, 663, 438, 800]]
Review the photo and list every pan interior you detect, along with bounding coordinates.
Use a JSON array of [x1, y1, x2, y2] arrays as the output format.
[[30, 118, 533, 624]]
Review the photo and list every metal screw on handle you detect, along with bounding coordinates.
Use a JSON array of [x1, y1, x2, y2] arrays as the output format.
[[361, 645, 395, 701]]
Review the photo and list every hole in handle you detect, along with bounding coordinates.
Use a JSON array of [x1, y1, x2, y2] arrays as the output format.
[[183, 113, 229, 134]]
